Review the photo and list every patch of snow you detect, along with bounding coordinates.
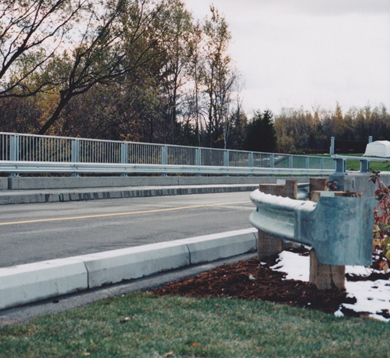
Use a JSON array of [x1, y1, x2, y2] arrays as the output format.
[[271, 251, 310, 282], [334, 307, 344, 317], [272, 251, 390, 322]]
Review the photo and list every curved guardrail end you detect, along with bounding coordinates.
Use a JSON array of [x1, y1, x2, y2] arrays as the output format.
[[250, 190, 375, 266]]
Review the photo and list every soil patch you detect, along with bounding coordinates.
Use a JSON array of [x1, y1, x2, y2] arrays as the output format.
[[152, 248, 388, 319]]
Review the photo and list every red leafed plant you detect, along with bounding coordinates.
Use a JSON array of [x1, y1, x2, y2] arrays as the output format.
[[368, 169, 390, 272]]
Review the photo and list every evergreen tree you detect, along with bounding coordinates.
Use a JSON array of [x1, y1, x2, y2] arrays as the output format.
[[244, 110, 277, 153]]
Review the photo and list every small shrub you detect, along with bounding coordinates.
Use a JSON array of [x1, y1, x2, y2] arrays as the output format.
[[368, 169, 390, 272]]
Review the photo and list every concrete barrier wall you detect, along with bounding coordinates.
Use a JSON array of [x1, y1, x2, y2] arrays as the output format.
[[0, 229, 257, 310], [0, 178, 7, 190], [6, 176, 309, 191]]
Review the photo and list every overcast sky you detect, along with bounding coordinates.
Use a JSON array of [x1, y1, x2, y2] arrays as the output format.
[[184, 0, 390, 116]]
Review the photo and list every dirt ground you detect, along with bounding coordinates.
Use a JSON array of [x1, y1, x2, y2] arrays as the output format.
[[152, 248, 390, 319]]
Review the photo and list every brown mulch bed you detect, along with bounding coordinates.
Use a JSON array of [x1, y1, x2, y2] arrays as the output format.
[[152, 248, 377, 318]]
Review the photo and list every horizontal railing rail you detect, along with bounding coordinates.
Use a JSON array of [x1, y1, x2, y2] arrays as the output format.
[[0, 132, 336, 175], [0, 161, 335, 176], [249, 190, 374, 266]]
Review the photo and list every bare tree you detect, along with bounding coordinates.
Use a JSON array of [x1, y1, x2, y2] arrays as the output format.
[[0, 0, 87, 97], [38, 0, 173, 134]]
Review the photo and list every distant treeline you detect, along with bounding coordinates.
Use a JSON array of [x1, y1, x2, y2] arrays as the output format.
[[274, 103, 389, 154]]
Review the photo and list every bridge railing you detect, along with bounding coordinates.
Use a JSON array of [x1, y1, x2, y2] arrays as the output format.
[[0, 132, 336, 175]]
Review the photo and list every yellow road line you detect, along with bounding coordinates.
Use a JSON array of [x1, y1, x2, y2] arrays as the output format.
[[0, 201, 250, 226]]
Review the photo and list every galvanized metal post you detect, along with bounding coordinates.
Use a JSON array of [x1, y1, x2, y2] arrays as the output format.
[[161, 145, 168, 177], [10, 134, 19, 177], [248, 152, 254, 167], [10, 134, 19, 161], [248, 152, 254, 177], [195, 148, 201, 177], [360, 159, 370, 173], [270, 154, 275, 168], [195, 148, 201, 166], [334, 157, 346, 174], [223, 150, 229, 177], [121, 142, 128, 176], [289, 155, 293, 169], [71, 139, 80, 177], [367, 136, 372, 170], [224, 150, 229, 167], [330, 136, 335, 155]]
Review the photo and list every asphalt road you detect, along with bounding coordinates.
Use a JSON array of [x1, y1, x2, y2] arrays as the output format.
[[0, 192, 254, 268]]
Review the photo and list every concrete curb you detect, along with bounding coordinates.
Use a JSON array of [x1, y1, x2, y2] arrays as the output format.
[[0, 184, 260, 205], [0, 228, 257, 310], [5, 176, 276, 190]]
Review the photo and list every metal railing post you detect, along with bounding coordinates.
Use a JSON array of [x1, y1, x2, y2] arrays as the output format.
[[10, 134, 19, 161], [195, 148, 201, 166], [289, 155, 293, 169], [195, 148, 201, 177], [121, 142, 128, 176], [248, 152, 254, 177], [224, 150, 229, 167], [334, 158, 346, 174], [248, 152, 253, 167], [10, 134, 19, 177], [223, 150, 229, 176], [71, 139, 80, 177], [161, 145, 168, 177], [270, 154, 275, 168], [330, 137, 335, 155], [360, 159, 370, 173]]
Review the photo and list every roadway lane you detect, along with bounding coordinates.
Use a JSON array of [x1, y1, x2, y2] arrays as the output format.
[[0, 192, 254, 268]]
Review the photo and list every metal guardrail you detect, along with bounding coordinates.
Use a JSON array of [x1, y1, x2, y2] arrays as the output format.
[[0, 132, 335, 175], [0, 161, 335, 176], [249, 190, 374, 265]]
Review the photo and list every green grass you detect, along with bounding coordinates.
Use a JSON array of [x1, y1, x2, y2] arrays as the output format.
[[346, 160, 390, 172], [0, 292, 389, 358]]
